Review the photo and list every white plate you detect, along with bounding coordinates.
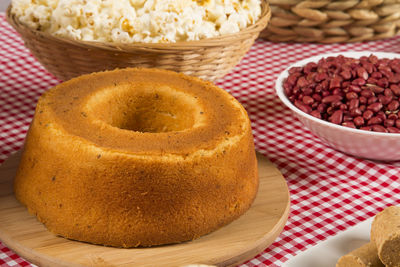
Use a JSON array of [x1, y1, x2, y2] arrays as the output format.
[[283, 217, 373, 267]]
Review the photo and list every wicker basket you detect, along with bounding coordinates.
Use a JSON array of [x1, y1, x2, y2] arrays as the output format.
[[260, 0, 400, 43], [6, 3, 270, 81]]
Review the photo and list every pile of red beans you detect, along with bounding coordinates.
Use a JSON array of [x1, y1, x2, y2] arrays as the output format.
[[283, 54, 400, 133]]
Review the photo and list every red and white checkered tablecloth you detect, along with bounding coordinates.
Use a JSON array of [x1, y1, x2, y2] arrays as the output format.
[[2, 12, 400, 267]]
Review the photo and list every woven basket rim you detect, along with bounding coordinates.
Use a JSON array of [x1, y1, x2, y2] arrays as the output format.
[[261, 0, 400, 44], [6, 1, 270, 52]]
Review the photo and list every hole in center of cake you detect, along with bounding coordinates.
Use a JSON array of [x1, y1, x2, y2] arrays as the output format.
[[88, 84, 200, 133]]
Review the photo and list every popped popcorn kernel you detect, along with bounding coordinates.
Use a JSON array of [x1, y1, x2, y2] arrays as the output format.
[[11, 0, 262, 43]]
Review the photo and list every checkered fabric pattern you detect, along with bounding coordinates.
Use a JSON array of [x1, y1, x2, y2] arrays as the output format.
[[2, 12, 400, 267], [0, 244, 31, 267]]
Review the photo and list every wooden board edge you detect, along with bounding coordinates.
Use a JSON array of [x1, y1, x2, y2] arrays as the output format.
[[222, 198, 290, 267], [0, 151, 290, 267], [0, 229, 84, 267]]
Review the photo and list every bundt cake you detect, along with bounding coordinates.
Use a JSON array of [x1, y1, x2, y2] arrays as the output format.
[[14, 68, 258, 247]]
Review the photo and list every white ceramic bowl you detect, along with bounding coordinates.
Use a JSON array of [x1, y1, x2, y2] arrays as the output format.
[[276, 51, 400, 161]]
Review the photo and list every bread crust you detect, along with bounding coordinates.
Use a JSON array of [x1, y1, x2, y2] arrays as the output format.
[[14, 68, 258, 247]]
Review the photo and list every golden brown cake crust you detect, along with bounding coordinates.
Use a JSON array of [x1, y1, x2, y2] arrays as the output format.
[[14, 68, 258, 247], [39, 68, 247, 154]]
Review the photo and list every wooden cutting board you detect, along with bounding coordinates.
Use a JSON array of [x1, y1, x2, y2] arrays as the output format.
[[0, 151, 290, 267]]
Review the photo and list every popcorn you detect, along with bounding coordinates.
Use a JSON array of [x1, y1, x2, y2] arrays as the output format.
[[11, 0, 262, 43]]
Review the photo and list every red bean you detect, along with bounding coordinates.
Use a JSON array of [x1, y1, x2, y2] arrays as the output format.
[[340, 70, 352, 80], [367, 77, 378, 85], [377, 78, 389, 88], [387, 100, 400, 111], [369, 55, 378, 64], [329, 110, 343, 124], [283, 54, 400, 133], [304, 62, 317, 74], [371, 71, 383, 79], [287, 75, 299, 87], [359, 96, 367, 104], [368, 96, 378, 104], [349, 85, 362, 93], [302, 95, 314, 105], [322, 95, 342, 104], [310, 110, 321, 119], [288, 67, 302, 74], [320, 80, 329, 91], [367, 102, 383, 113], [390, 84, 400, 96], [297, 77, 309, 87], [317, 103, 327, 113], [330, 76, 342, 89], [379, 95, 393, 105], [361, 89, 374, 98], [348, 99, 358, 109], [388, 113, 398, 120], [352, 78, 366, 86], [312, 94, 322, 102], [332, 88, 343, 96], [292, 86, 300, 96], [322, 91, 330, 97], [332, 100, 343, 108], [354, 116, 365, 127], [346, 92, 358, 99], [342, 81, 351, 89], [376, 111, 387, 121], [357, 67, 369, 80], [384, 119, 395, 127], [315, 72, 328, 82], [392, 64, 400, 74], [294, 100, 312, 114], [303, 87, 314, 95], [371, 125, 388, 132], [379, 67, 393, 78], [385, 88, 394, 97], [388, 127, 400, 133], [342, 121, 356, 128], [360, 126, 372, 131], [327, 106, 335, 115], [368, 116, 383, 125], [343, 115, 353, 122], [312, 102, 318, 109], [371, 86, 384, 94], [363, 63, 374, 74], [389, 73, 400, 83], [349, 108, 362, 117], [363, 110, 374, 120]]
